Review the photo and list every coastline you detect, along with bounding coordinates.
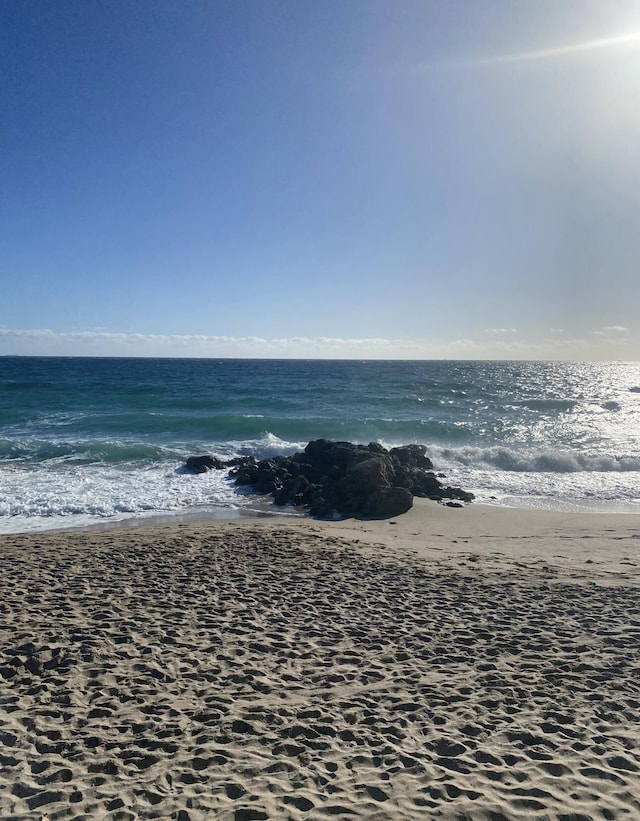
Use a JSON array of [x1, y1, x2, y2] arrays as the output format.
[[3, 484, 640, 538], [1, 500, 639, 819], [4, 358, 640, 529]]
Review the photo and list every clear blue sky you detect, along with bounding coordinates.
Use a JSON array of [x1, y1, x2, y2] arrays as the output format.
[[2, 0, 639, 358]]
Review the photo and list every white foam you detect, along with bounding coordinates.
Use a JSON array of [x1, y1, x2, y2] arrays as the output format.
[[431, 445, 640, 473], [0, 462, 254, 534], [436, 459, 640, 509], [209, 432, 308, 461], [372, 441, 640, 510], [3, 433, 640, 532], [0, 432, 315, 534]]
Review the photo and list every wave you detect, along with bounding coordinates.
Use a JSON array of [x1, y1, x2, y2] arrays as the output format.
[[4, 414, 478, 453], [431, 445, 640, 473], [5, 424, 640, 477], [52, 412, 321, 439], [0, 462, 249, 528], [0, 431, 312, 468], [4, 358, 640, 530], [0, 438, 183, 466]]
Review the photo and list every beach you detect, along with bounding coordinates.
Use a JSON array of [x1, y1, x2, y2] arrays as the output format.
[[1, 502, 639, 820]]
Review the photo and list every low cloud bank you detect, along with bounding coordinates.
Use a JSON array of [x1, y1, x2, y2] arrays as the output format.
[[0, 327, 635, 360]]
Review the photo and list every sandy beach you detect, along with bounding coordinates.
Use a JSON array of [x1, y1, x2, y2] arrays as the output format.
[[1, 501, 639, 820]]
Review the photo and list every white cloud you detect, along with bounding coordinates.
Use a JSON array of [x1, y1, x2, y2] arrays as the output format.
[[484, 328, 517, 334], [0, 326, 636, 361], [592, 325, 630, 337], [0, 328, 413, 359], [542, 337, 588, 348]]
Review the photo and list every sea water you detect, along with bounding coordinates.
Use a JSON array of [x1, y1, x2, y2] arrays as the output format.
[[1, 357, 639, 532]]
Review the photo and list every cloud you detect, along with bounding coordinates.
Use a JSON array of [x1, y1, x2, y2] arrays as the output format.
[[0, 328, 413, 359], [0, 326, 635, 361], [542, 337, 588, 348], [592, 325, 630, 336], [484, 328, 517, 334]]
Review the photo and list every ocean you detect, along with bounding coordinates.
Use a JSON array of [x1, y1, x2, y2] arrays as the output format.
[[1, 357, 639, 532]]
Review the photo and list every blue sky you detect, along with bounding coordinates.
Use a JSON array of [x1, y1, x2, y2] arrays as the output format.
[[2, 0, 639, 359]]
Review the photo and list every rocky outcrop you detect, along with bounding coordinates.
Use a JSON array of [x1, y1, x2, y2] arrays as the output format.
[[183, 439, 472, 519], [182, 440, 473, 519], [184, 455, 226, 473]]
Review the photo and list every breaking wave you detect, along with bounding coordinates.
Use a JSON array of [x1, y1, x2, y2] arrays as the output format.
[[432, 445, 640, 473]]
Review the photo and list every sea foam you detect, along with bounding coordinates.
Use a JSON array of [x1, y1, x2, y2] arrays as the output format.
[[2, 357, 640, 529], [432, 445, 640, 473], [0, 462, 245, 533]]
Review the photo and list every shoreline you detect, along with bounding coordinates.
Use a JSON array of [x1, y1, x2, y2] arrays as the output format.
[[2, 491, 640, 537], [1, 500, 639, 819]]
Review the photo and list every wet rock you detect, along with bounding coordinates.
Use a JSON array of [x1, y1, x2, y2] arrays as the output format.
[[184, 455, 226, 473], [229, 439, 473, 520]]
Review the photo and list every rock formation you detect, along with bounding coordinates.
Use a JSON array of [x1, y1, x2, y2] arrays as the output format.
[[183, 439, 473, 519], [184, 455, 226, 473]]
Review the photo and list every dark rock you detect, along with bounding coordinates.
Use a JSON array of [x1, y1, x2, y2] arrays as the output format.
[[230, 457, 259, 485], [347, 456, 394, 489], [390, 444, 433, 470], [441, 486, 475, 503], [362, 487, 413, 518], [289, 474, 313, 505], [309, 493, 334, 519], [396, 467, 443, 498], [185, 455, 225, 474], [229, 439, 473, 520]]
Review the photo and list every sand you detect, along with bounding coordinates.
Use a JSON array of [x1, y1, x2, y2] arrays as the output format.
[[1, 500, 639, 820]]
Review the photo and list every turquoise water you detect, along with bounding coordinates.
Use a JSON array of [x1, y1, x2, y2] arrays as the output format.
[[2, 357, 640, 531]]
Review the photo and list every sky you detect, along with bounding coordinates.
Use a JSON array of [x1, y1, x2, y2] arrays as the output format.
[[2, 0, 639, 359]]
